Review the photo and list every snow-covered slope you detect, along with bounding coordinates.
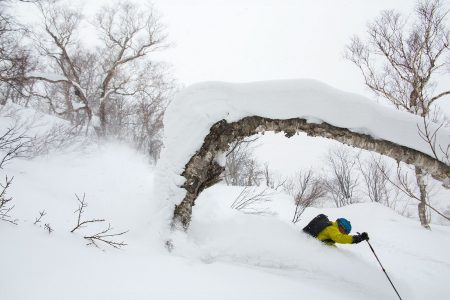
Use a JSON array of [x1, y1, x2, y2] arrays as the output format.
[[1, 144, 449, 300], [2, 80, 450, 300]]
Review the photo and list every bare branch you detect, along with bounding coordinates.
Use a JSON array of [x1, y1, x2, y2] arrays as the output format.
[[84, 223, 128, 249], [374, 159, 449, 222], [357, 155, 391, 204], [345, 0, 450, 116], [0, 125, 33, 168], [230, 186, 275, 215], [417, 115, 444, 160], [70, 193, 128, 249], [262, 162, 287, 191], [285, 169, 327, 223], [44, 223, 53, 234], [0, 175, 17, 225], [33, 210, 46, 225], [323, 146, 359, 207], [224, 137, 263, 186], [70, 193, 105, 233]]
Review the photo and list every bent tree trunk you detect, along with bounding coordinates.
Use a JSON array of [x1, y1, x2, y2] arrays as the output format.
[[173, 116, 450, 229]]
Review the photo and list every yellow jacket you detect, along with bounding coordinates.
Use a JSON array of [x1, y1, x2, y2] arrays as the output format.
[[317, 221, 353, 245]]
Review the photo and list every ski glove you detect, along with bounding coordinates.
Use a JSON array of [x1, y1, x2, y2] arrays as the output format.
[[352, 232, 369, 244], [360, 232, 369, 241]]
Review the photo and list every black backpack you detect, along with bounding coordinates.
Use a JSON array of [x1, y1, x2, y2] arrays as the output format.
[[302, 214, 332, 237]]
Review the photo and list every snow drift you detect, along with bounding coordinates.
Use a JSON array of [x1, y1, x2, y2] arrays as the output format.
[[156, 79, 450, 226], [1, 107, 449, 299]]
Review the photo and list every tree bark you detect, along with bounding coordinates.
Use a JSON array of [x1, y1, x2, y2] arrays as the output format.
[[415, 167, 431, 229], [98, 100, 107, 137]]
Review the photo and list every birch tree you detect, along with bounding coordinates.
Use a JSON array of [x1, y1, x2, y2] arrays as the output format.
[[27, 0, 171, 158], [0, 1, 34, 105], [345, 0, 450, 229]]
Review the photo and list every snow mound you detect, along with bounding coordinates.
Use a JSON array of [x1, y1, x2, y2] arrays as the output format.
[[0, 102, 95, 155], [170, 184, 450, 300], [0, 102, 68, 136], [156, 79, 449, 228]]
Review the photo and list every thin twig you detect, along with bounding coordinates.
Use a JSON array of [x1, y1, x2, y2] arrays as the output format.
[[70, 193, 128, 249], [84, 223, 129, 249], [0, 175, 18, 225], [375, 160, 450, 222], [231, 186, 274, 215], [70, 193, 105, 233], [33, 210, 46, 225], [44, 223, 53, 234]]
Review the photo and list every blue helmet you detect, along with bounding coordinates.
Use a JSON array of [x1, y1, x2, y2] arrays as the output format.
[[337, 218, 352, 234]]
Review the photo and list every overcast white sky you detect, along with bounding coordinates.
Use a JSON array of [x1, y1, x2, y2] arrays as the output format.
[[150, 0, 413, 91], [139, 0, 449, 112]]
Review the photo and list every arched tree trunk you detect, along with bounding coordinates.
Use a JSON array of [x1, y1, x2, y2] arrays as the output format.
[[173, 116, 450, 229]]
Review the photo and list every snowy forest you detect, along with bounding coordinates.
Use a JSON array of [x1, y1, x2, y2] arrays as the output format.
[[1, 0, 450, 299]]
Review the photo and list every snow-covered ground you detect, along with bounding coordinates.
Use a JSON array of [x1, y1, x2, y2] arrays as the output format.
[[1, 142, 450, 300], [1, 78, 449, 299]]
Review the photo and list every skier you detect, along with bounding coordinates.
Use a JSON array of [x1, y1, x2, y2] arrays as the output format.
[[303, 214, 369, 246]]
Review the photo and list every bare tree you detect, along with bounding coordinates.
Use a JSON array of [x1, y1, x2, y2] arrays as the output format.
[[94, 2, 168, 134], [0, 123, 32, 168], [262, 162, 287, 190], [375, 160, 450, 225], [357, 155, 391, 205], [417, 109, 450, 164], [112, 66, 173, 161], [345, 0, 450, 117], [0, 1, 35, 105], [0, 175, 17, 225], [27, 0, 91, 121], [323, 146, 359, 207], [224, 137, 263, 186], [345, 0, 450, 228], [22, 0, 172, 159], [132, 95, 166, 161], [284, 169, 327, 224], [230, 186, 275, 215]]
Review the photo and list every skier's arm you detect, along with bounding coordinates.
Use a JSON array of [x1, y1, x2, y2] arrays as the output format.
[[327, 227, 353, 244]]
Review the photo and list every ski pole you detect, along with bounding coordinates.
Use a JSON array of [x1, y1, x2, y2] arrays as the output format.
[[365, 239, 403, 300]]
